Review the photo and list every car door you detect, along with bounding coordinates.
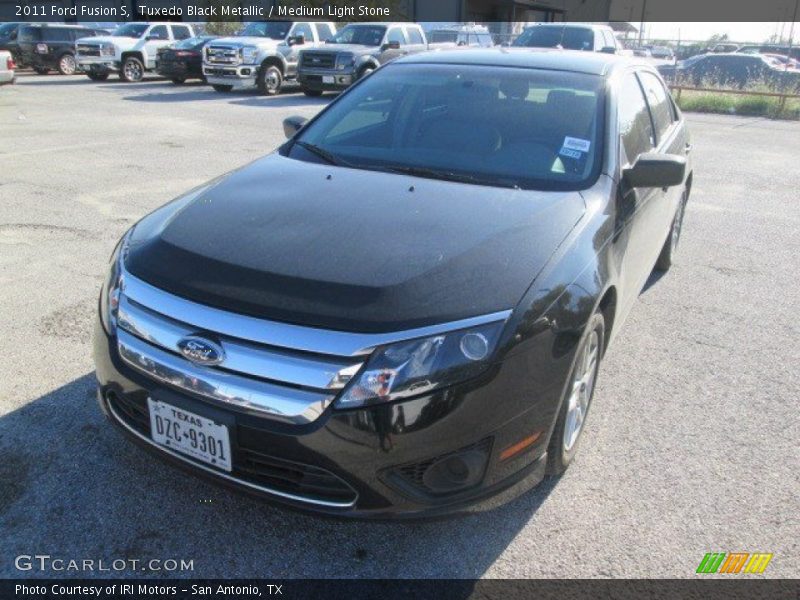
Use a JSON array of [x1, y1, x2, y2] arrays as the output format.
[[380, 26, 407, 63], [143, 25, 170, 68], [281, 22, 314, 74]]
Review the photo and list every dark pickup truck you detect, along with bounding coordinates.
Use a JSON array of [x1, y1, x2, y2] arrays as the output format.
[[297, 22, 449, 96]]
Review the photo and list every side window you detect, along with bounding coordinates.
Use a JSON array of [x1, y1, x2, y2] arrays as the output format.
[[292, 23, 313, 43], [48, 28, 73, 42], [315, 23, 335, 41], [406, 26, 424, 45], [618, 73, 655, 162], [638, 71, 673, 143], [148, 25, 169, 41], [171, 25, 191, 41], [386, 27, 406, 45]]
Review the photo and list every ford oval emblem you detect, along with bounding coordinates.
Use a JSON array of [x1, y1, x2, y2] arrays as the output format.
[[177, 336, 225, 366]]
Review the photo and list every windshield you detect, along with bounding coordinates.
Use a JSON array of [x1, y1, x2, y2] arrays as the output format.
[[240, 21, 291, 40], [328, 25, 386, 46], [513, 26, 594, 51], [288, 63, 604, 191], [112, 24, 148, 38]]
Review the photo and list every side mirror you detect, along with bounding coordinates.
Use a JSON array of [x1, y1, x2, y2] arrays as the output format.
[[288, 34, 305, 46], [623, 153, 686, 188], [382, 41, 400, 51], [283, 116, 308, 139], [600, 46, 617, 54]]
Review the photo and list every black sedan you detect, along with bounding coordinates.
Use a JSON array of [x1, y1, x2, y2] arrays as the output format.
[[94, 49, 692, 518], [658, 52, 800, 91], [156, 36, 215, 84]]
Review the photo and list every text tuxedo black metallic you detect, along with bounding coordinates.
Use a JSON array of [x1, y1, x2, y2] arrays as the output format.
[[94, 49, 692, 517]]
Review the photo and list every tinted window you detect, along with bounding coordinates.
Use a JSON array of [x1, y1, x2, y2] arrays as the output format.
[[148, 26, 169, 41], [619, 73, 654, 161], [329, 25, 386, 46], [316, 23, 335, 41], [290, 64, 605, 191], [46, 28, 74, 42], [514, 26, 594, 51], [430, 31, 457, 44], [637, 72, 673, 142], [292, 23, 313, 42], [18, 27, 42, 42], [172, 25, 191, 41], [0, 23, 19, 38], [241, 21, 291, 40], [386, 27, 405, 45], [406, 27, 424, 45]]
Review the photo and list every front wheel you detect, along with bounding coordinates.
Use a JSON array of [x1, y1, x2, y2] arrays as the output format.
[[212, 84, 233, 93], [57, 53, 77, 75], [257, 64, 282, 96], [546, 311, 605, 475], [120, 56, 144, 82], [655, 191, 687, 272]]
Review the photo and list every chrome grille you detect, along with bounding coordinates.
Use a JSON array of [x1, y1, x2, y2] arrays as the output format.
[[76, 44, 100, 57], [301, 51, 336, 69], [205, 45, 240, 65]]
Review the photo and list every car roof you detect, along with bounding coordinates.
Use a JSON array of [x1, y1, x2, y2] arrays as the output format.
[[396, 47, 649, 76]]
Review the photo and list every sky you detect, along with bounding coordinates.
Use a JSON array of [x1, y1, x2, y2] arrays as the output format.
[[641, 22, 797, 44]]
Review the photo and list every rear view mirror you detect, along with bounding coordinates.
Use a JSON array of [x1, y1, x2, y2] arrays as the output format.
[[600, 46, 617, 54], [623, 153, 686, 188], [283, 116, 308, 139], [288, 34, 305, 46]]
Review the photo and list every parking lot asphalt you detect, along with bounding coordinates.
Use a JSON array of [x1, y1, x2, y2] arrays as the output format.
[[0, 73, 798, 579]]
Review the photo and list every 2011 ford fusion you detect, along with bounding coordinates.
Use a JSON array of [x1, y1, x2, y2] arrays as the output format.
[[94, 48, 692, 518]]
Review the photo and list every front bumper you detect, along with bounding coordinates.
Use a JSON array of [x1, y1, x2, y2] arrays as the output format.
[[76, 57, 119, 73], [94, 314, 553, 518], [202, 64, 257, 89], [298, 69, 354, 91], [157, 60, 202, 79]]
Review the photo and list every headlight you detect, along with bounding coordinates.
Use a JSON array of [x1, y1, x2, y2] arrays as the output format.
[[101, 44, 116, 56], [336, 53, 355, 70], [336, 321, 506, 408], [99, 230, 132, 335], [240, 46, 258, 64]]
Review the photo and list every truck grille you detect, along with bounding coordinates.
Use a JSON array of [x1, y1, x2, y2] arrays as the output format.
[[205, 45, 240, 65], [76, 44, 100, 57], [301, 51, 336, 69]]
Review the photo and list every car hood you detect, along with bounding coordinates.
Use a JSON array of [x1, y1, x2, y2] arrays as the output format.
[[126, 154, 585, 333], [210, 36, 281, 48]]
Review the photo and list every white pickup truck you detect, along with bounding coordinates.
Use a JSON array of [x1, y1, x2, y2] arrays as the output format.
[[203, 20, 336, 95], [75, 22, 195, 82]]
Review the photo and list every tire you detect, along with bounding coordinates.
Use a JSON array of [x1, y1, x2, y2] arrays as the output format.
[[546, 311, 605, 475], [57, 53, 76, 76], [86, 70, 109, 81], [120, 56, 145, 82], [212, 84, 233, 93], [655, 191, 687, 272], [256, 64, 282, 96], [34, 66, 49, 75], [302, 87, 323, 97], [171, 77, 186, 85]]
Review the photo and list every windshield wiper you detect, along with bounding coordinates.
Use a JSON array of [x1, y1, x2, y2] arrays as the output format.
[[293, 141, 352, 167], [375, 165, 521, 189]]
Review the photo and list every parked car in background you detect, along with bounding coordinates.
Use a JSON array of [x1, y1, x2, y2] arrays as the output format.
[[512, 23, 620, 54], [17, 23, 105, 75], [94, 49, 691, 518], [738, 44, 800, 62], [659, 52, 800, 90], [297, 22, 445, 96], [759, 53, 800, 70], [631, 47, 652, 58], [203, 21, 336, 95], [0, 22, 25, 67], [75, 22, 195, 82], [426, 23, 494, 47], [648, 45, 674, 60], [157, 36, 216, 84], [0, 50, 15, 85], [709, 43, 740, 54]]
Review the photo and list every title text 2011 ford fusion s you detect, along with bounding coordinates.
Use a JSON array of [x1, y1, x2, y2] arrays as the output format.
[[94, 49, 692, 517]]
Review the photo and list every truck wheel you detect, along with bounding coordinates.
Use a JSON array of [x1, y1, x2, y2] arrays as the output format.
[[212, 84, 233, 93], [171, 77, 186, 85], [302, 87, 323, 97], [34, 66, 49, 75], [57, 53, 77, 75], [120, 56, 145, 82], [257, 64, 282, 95], [87, 70, 109, 81]]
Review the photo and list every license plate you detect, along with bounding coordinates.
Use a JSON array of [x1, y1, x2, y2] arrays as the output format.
[[147, 398, 232, 472], [322, 75, 334, 84]]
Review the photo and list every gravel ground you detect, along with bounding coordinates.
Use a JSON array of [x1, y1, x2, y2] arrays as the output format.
[[0, 72, 798, 579]]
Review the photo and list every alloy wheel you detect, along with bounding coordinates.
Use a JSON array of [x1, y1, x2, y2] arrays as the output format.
[[123, 60, 143, 82], [563, 329, 600, 452], [60, 54, 76, 75]]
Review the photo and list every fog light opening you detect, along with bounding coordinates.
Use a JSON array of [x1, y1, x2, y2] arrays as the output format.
[[422, 450, 487, 494], [460, 332, 489, 361]]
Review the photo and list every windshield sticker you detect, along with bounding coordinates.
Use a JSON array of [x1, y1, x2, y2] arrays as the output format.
[[559, 147, 583, 160], [562, 137, 591, 153]]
